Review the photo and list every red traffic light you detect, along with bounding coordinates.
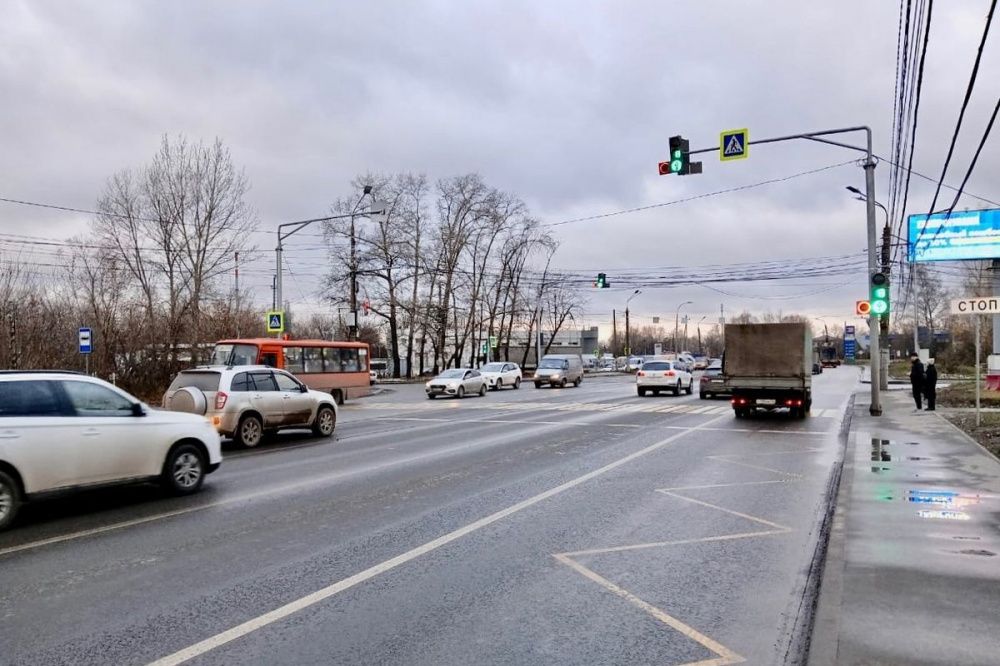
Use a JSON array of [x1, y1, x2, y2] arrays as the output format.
[[658, 161, 672, 176], [856, 300, 871, 316]]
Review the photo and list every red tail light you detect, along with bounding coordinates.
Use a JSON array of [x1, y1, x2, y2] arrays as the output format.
[[731, 398, 748, 405], [215, 391, 228, 410], [666, 371, 676, 377], [637, 371, 645, 377]]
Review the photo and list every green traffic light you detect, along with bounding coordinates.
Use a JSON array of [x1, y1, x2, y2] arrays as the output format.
[[672, 149, 681, 159], [871, 300, 888, 315], [873, 287, 887, 299], [670, 159, 682, 172]]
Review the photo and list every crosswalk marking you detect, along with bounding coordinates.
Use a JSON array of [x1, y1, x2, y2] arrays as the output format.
[[348, 400, 841, 420]]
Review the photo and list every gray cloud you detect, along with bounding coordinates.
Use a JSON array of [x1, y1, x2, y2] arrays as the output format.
[[1, 0, 997, 330]]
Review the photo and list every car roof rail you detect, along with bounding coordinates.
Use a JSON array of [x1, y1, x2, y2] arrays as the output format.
[[0, 369, 85, 376]]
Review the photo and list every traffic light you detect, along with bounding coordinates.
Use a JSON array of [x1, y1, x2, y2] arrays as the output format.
[[855, 300, 871, 316], [595, 272, 610, 288], [668, 136, 690, 175], [870, 273, 890, 315]]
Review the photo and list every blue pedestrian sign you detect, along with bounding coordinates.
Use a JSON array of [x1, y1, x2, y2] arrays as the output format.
[[266, 310, 285, 334], [719, 128, 749, 161], [78, 327, 92, 354]]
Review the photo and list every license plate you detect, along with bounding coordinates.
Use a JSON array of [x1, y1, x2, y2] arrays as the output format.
[[756, 399, 776, 405]]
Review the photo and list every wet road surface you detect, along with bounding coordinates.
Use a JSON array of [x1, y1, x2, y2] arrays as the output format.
[[0, 369, 860, 665]]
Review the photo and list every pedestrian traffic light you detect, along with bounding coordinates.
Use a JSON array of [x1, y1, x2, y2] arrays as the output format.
[[595, 272, 609, 288], [855, 300, 871, 316], [668, 136, 690, 175], [870, 273, 890, 315]]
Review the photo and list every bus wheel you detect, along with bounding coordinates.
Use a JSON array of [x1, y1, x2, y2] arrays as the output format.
[[332, 389, 344, 406]]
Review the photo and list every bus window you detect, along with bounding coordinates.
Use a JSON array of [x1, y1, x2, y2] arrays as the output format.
[[342, 348, 360, 372], [283, 347, 304, 373], [303, 347, 324, 373], [261, 352, 278, 367], [323, 347, 342, 372]]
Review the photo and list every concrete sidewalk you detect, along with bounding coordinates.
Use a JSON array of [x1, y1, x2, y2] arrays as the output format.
[[809, 390, 1000, 666]]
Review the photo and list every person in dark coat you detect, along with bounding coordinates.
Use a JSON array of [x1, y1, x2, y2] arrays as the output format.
[[909, 353, 924, 410], [924, 359, 938, 411]]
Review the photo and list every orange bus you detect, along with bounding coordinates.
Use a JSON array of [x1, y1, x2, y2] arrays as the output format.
[[210, 338, 370, 404]]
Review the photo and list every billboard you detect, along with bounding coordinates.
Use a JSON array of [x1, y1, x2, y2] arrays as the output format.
[[908, 208, 1000, 262]]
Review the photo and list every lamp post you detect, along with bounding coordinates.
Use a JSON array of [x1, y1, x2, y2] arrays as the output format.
[[275, 186, 383, 340], [847, 186, 892, 390], [697, 315, 707, 354], [625, 290, 641, 356], [674, 301, 692, 352]]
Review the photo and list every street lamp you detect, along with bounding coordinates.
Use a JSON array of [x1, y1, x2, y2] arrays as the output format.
[[275, 186, 381, 340], [697, 315, 707, 354], [625, 289, 641, 356], [674, 301, 692, 352]]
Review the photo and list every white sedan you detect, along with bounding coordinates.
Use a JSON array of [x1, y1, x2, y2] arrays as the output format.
[[0, 372, 223, 531], [479, 362, 522, 390], [425, 368, 488, 399], [636, 360, 694, 397]]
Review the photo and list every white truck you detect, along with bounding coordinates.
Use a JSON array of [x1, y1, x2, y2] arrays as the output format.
[[723, 322, 813, 419]]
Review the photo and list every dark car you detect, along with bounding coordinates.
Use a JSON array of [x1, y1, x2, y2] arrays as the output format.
[[699, 364, 730, 399]]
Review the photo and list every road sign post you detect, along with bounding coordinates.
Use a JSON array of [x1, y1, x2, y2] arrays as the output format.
[[79, 327, 92, 375], [950, 297, 995, 425]]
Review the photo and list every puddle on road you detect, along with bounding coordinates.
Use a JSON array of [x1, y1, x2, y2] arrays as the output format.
[[955, 549, 996, 557]]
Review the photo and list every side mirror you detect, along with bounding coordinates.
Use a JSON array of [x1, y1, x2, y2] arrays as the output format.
[[299, 384, 309, 393], [132, 402, 146, 417]]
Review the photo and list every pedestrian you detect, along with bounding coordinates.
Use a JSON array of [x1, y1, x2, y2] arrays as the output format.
[[924, 359, 937, 411], [909, 353, 924, 411]]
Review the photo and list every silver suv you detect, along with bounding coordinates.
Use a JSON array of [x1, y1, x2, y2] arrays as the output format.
[[163, 366, 338, 448]]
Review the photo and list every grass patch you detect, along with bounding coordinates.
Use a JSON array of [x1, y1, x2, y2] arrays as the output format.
[[942, 412, 1000, 460], [937, 381, 1000, 409]]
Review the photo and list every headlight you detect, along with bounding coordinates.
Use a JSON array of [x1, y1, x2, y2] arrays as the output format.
[[552, 373, 561, 379]]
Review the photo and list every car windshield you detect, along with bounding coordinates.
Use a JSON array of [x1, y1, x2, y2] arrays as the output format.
[[210, 343, 259, 366], [642, 361, 671, 371], [438, 369, 466, 378], [482, 363, 505, 372], [705, 367, 722, 376], [167, 371, 221, 392], [538, 359, 566, 369]]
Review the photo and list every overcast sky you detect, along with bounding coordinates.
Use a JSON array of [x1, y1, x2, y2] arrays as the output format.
[[2, 0, 998, 338]]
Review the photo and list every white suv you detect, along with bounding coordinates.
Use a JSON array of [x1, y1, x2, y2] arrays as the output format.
[[163, 366, 339, 448], [636, 360, 694, 396], [0, 371, 222, 531], [479, 362, 522, 390]]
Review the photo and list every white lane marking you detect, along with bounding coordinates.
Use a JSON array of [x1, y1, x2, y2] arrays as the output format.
[[559, 528, 789, 557], [3, 413, 636, 558], [552, 553, 746, 666], [660, 426, 828, 436], [374, 416, 644, 429], [656, 490, 792, 530], [147, 414, 728, 666]]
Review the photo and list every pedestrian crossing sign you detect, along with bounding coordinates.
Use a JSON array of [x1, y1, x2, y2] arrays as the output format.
[[719, 128, 749, 161], [266, 310, 285, 334]]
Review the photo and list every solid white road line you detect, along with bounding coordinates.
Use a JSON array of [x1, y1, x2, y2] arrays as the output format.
[[147, 414, 728, 666]]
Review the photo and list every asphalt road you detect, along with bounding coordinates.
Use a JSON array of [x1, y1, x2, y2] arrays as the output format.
[[0, 368, 860, 666]]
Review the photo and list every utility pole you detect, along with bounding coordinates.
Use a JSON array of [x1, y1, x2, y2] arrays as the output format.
[[234, 251, 241, 338], [625, 307, 631, 356], [612, 309, 618, 355]]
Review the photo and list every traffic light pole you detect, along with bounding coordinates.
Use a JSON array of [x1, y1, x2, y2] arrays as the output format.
[[689, 125, 882, 415]]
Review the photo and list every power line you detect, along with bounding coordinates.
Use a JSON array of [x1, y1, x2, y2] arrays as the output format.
[[541, 161, 856, 228], [943, 95, 1000, 213], [925, 0, 997, 217]]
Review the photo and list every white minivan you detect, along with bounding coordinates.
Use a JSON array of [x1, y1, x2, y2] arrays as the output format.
[[534, 355, 584, 388]]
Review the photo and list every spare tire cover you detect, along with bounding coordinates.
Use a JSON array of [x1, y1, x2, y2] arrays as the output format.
[[166, 386, 208, 415]]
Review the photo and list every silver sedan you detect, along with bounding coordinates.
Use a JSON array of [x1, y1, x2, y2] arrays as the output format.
[[425, 368, 488, 399]]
